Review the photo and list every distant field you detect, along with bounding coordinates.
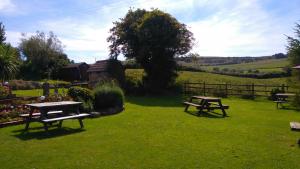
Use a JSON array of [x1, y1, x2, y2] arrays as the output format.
[[13, 88, 67, 97], [203, 58, 289, 73], [125, 69, 289, 85]]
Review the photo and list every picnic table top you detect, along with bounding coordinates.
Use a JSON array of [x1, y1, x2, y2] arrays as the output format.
[[191, 96, 221, 101], [26, 101, 82, 108], [276, 93, 296, 97]]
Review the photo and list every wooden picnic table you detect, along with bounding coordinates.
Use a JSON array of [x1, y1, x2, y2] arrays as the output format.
[[183, 96, 229, 116], [22, 101, 89, 131], [274, 93, 296, 109]]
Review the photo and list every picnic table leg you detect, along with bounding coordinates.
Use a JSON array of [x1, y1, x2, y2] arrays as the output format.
[[24, 108, 34, 131], [184, 105, 189, 112], [184, 97, 194, 112], [43, 123, 48, 131], [218, 100, 227, 117], [197, 100, 206, 115], [58, 120, 63, 128], [78, 119, 84, 128]]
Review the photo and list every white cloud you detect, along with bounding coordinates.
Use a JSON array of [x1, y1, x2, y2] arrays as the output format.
[[0, 0, 16, 14], [4, 0, 299, 63], [188, 0, 291, 56]]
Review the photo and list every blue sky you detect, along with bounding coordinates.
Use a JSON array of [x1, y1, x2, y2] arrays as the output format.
[[0, 0, 299, 63]]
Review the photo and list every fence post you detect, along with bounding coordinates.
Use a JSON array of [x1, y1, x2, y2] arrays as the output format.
[[183, 82, 186, 97], [203, 82, 206, 96], [281, 84, 285, 93], [225, 83, 228, 97], [252, 83, 255, 98]]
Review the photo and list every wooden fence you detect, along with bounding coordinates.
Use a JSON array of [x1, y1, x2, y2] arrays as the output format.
[[183, 82, 291, 98]]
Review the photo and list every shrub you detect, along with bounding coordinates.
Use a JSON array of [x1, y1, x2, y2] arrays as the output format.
[[212, 67, 220, 72], [292, 93, 300, 109], [0, 85, 9, 99], [269, 88, 284, 101], [124, 77, 145, 95], [68, 86, 94, 112], [93, 82, 124, 110], [68, 86, 93, 101]]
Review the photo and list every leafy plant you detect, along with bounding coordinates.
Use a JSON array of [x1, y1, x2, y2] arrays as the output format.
[[68, 86, 94, 112], [269, 88, 285, 101], [93, 82, 124, 110], [0, 85, 9, 99], [0, 44, 20, 82]]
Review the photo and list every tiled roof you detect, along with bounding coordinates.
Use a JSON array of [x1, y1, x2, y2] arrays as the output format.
[[87, 60, 109, 72], [64, 62, 87, 68]]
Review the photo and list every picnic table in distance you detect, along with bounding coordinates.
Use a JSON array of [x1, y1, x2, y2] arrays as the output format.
[[183, 96, 229, 117], [274, 93, 296, 109], [21, 101, 90, 131]]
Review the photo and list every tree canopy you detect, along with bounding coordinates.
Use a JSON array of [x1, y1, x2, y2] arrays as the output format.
[[108, 8, 194, 91], [19, 31, 70, 80], [0, 22, 6, 45], [0, 44, 20, 82], [287, 23, 300, 66]]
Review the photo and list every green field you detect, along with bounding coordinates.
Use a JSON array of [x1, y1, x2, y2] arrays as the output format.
[[0, 96, 300, 169], [13, 88, 67, 97], [203, 58, 289, 73], [126, 69, 289, 85]]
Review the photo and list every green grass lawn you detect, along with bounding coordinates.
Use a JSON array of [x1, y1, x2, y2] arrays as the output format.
[[0, 96, 300, 168]]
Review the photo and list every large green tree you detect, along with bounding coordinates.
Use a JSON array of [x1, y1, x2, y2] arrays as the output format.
[[0, 44, 20, 82], [287, 23, 300, 66], [19, 31, 70, 80], [108, 9, 194, 91]]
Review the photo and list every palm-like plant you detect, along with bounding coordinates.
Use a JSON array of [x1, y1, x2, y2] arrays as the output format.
[[0, 44, 19, 82]]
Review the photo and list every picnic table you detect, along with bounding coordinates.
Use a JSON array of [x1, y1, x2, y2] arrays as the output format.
[[183, 96, 229, 116], [21, 101, 90, 131], [274, 93, 296, 109]]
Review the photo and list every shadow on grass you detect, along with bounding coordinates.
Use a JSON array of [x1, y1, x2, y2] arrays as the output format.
[[126, 95, 183, 107], [185, 110, 228, 119], [12, 127, 85, 140], [278, 106, 300, 111]]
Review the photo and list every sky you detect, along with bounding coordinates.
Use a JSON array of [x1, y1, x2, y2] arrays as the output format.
[[0, 0, 299, 63]]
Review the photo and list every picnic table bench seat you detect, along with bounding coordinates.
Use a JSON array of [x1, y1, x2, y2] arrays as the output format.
[[42, 113, 90, 130], [42, 113, 90, 123], [183, 101, 202, 108], [274, 100, 288, 109], [183, 101, 229, 110], [20, 110, 63, 117]]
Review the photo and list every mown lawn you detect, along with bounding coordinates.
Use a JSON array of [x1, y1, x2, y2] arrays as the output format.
[[0, 96, 300, 168]]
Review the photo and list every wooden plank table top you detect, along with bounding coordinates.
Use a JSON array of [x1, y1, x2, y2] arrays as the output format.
[[276, 93, 296, 97], [191, 96, 221, 101], [26, 101, 82, 108]]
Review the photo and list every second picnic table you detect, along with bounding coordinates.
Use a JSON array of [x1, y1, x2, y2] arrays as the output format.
[[274, 93, 296, 109], [183, 96, 229, 116]]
